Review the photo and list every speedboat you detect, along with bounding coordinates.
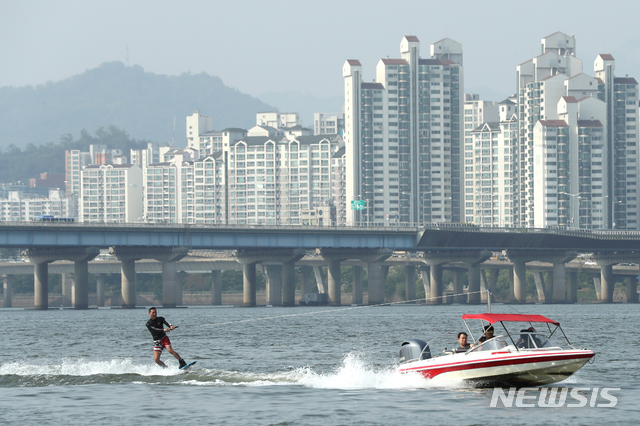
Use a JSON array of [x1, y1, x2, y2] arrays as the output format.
[[398, 313, 595, 387]]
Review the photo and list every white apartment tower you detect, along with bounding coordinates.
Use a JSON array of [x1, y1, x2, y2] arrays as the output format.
[[594, 54, 640, 229], [144, 150, 226, 224], [464, 94, 499, 132], [343, 36, 464, 226], [186, 111, 213, 150], [225, 134, 342, 225], [466, 98, 518, 226], [314, 113, 344, 135], [79, 164, 143, 223], [517, 32, 639, 229]]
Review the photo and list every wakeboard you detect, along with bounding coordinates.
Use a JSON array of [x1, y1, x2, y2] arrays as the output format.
[[179, 361, 197, 371]]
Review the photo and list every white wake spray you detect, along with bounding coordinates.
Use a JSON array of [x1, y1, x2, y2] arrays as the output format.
[[0, 358, 180, 377]]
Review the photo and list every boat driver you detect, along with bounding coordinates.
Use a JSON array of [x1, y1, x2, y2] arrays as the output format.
[[478, 325, 494, 343], [457, 332, 471, 350]]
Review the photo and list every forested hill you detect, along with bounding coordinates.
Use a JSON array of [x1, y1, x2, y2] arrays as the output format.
[[0, 61, 274, 149], [0, 126, 151, 184]]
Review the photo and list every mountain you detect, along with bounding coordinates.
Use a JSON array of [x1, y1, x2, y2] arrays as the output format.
[[0, 62, 274, 149]]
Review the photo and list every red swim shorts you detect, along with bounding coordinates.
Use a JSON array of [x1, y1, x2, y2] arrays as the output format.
[[153, 336, 171, 352]]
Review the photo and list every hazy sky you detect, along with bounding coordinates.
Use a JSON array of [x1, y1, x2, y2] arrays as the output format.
[[2, 0, 640, 102]]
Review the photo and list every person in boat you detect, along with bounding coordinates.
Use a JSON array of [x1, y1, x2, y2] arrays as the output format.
[[457, 332, 471, 350], [478, 325, 494, 343], [146, 307, 188, 369], [517, 329, 532, 348]]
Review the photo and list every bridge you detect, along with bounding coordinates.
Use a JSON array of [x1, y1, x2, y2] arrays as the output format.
[[1, 222, 639, 309]]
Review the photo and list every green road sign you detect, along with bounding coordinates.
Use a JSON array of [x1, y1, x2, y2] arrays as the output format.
[[351, 200, 365, 210]]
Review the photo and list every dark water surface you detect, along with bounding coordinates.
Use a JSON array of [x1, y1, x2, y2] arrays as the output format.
[[1, 303, 638, 425]]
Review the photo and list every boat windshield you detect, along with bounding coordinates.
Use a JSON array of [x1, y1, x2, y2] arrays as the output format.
[[470, 332, 562, 353], [515, 332, 554, 349], [472, 336, 512, 352]]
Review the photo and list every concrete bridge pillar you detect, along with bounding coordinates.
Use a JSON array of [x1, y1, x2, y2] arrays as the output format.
[[323, 248, 391, 306], [480, 269, 499, 303], [237, 249, 305, 307], [243, 262, 257, 307], [381, 265, 390, 293], [467, 265, 481, 304], [96, 274, 105, 307], [599, 263, 614, 303], [533, 271, 548, 303], [74, 260, 89, 309], [508, 268, 515, 302], [405, 265, 416, 303], [211, 270, 222, 305], [452, 269, 465, 304], [626, 276, 638, 303], [592, 275, 601, 300], [61, 272, 74, 307], [313, 266, 326, 294], [552, 263, 567, 303], [120, 259, 137, 309], [419, 268, 430, 302], [327, 260, 341, 306], [34, 262, 50, 310], [150, 247, 189, 308], [429, 264, 443, 305], [508, 250, 576, 304], [281, 260, 297, 306], [318, 249, 392, 306], [24, 247, 100, 310], [301, 266, 313, 302], [3, 274, 12, 308], [423, 250, 490, 304], [109, 247, 141, 309], [162, 261, 178, 308], [567, 271, 578, 304], [265, 264, 283, 306], [177, 272, 187, 306], [367, 262, 383, 305], [352, 265, 363, 305], [512, 260, 527, 303]]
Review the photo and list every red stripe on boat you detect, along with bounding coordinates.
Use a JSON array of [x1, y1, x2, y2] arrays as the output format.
[[399, 352, 594, 378]]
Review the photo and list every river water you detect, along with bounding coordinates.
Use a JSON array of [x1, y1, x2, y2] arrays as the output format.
[[1, 303, 638, 425]]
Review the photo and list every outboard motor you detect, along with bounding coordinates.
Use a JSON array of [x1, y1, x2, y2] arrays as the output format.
[[399, 339, 430, 364]]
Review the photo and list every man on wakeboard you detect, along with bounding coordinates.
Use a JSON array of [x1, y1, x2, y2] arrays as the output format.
[[146, 307, 188, 369]]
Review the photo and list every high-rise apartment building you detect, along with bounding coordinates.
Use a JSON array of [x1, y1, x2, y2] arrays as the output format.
[[144, 150, 226, 224], [343, 36, 464, 226], [79, 164, 143, 223], [130, 142, 172, 169], [141, 112, 343, 225], [225, 134, 342, 225], [65, 150, 91, 197], [314, 113, 344, 135], [185, 111, 247, 158], [516, 32, 638, 229], [465, 100, 518, 226], [594, 54, 640, 229], [464, 94, 498, 133]]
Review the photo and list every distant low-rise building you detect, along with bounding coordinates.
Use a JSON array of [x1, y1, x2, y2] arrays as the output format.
[[0, 189, 70, 221]]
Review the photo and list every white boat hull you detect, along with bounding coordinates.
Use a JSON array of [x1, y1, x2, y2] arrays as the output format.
[[399, 350, 594, 387]]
